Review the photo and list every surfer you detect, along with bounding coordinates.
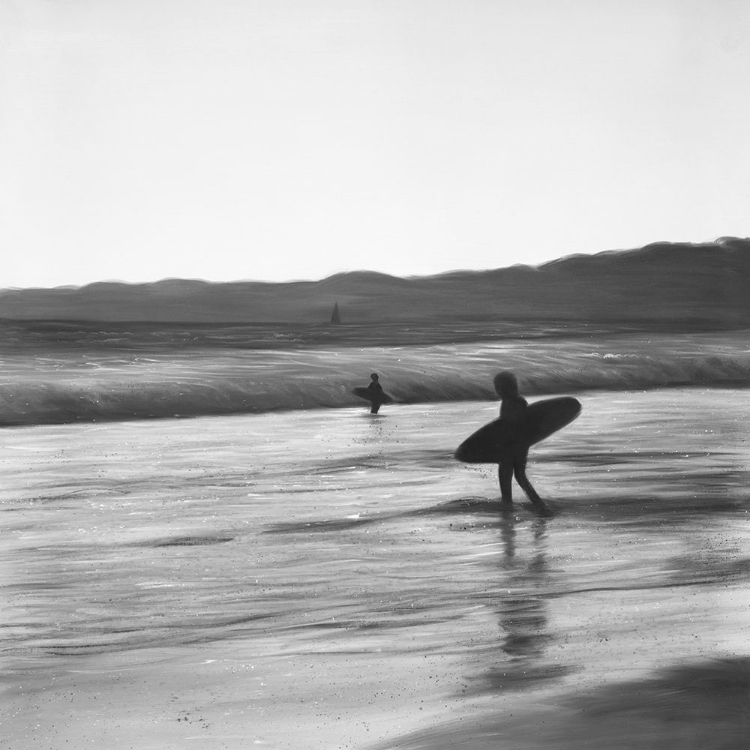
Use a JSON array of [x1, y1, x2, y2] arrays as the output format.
[[364, 373, 384, 414], [455, 373, 580, 512], [493, 371, 549, 513], [351, 373, 393, 414]]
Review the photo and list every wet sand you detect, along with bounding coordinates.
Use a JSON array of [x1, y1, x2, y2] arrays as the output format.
[[2, 389, 750, 749]]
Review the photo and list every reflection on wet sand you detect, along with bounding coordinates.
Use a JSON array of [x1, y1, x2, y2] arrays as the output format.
[[472, 513, 572, 694], [498, 514, 549, 661]]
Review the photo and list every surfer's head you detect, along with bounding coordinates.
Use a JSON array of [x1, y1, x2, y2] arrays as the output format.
[[493, 371, 518, 398], [370, 373, 379, 381]]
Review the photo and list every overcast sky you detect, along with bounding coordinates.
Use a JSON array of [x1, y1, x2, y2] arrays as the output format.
[[1, 0, 749, 288]]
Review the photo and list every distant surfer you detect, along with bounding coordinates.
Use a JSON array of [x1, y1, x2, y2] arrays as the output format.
[[364, 373, 385, 414], [492, 372, 548, 511], [351, 373, 392, 414]]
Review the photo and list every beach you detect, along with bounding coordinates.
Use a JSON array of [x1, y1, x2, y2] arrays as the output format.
[[2, 387, 750, 749]]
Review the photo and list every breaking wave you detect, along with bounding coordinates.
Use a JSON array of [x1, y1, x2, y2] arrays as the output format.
[[2, 333, 749, 426]]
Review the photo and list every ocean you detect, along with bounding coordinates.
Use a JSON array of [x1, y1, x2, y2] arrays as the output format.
[[2, 324, 749, 749]]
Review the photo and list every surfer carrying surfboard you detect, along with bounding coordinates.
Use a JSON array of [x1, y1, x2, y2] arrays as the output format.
[[350, 372, 393, 414], [365, 373, 384, 414], [454, 372, 580, 512], [493, 372, 549, 512]]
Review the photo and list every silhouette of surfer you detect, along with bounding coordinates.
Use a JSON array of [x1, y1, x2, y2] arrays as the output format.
[[351, 373, 393, 414], [364, 373, 385, 414], [455, 373, 580, 512], [493, 371, 549, 513]]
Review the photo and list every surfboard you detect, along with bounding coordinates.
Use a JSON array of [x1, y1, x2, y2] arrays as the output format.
[[351, 386, 393, 407], [454, 396, 581, 464]]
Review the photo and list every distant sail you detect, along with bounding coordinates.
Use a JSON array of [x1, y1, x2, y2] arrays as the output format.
[[330, 302, 341, 324]]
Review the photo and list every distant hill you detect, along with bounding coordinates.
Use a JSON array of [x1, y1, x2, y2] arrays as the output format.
[[1, 237, 749, 326]]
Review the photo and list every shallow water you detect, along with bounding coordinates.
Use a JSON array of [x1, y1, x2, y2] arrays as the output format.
[[1, 389, 750, 749]]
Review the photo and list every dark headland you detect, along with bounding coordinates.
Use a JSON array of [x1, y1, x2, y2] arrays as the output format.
[[1, 237, 748, 329]]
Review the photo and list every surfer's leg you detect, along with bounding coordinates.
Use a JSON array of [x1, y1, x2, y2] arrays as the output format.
[[498, 463, 513, 503], [513, 462, 549, 512], [370, 402, 380, 414]]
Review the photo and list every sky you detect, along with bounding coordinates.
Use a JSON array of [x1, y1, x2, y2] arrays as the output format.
[[1, 0, 749, 288]]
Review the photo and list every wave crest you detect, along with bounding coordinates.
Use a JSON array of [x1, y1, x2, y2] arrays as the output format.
[[2, 338, 749, 426]]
